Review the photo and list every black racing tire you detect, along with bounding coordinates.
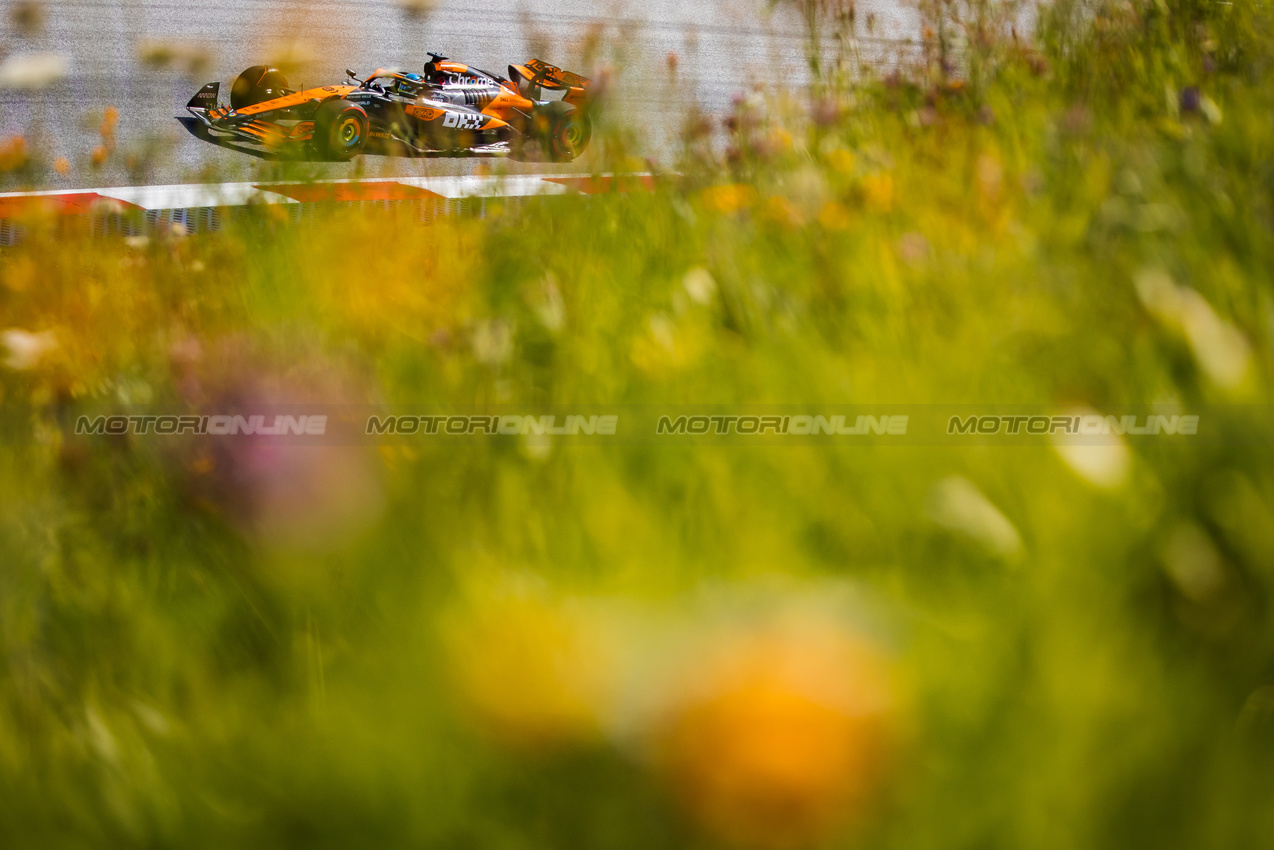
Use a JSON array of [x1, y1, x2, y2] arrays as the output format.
[[230, 65, 290, 110], [535, 101, 592, 162], [314, 100, 369, 161]]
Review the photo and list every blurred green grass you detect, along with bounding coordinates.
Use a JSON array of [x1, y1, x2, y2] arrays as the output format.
[[3, 1, 1274, 847]]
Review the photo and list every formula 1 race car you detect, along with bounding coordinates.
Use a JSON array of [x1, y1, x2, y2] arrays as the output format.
[[184, 53, 594, 161]]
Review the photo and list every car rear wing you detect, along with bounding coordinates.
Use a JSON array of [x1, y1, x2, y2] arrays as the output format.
[[509, 60, 593, 107], [522, 59, 590, 90]]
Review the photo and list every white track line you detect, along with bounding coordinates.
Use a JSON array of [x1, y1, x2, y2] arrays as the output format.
[[0, 173, 635, 213]]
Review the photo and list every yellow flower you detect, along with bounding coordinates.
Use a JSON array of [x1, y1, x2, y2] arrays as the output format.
[[861, 173, 894, 213], [769, 127, 794, 154], [818, 201, 853, 231], [701, 184, 756, 215], [652, 624, 897, 848], [443, 584, 614, 748], [827, 148, 855, 175], [0, 136, 27, 171], [760, 195, 804, 229], [100, 106, 119, 139]]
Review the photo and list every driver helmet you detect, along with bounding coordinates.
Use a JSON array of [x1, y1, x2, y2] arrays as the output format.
[[396, 73, 424, 96]]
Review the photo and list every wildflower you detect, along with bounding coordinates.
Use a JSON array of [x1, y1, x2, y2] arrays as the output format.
[[759, 195, 803, 229], [896, 232, 929, 264], [100, 106, 119, 139], [681, 112, 713, 143], [0, 52, 68, 89], [532, 274, 567, 331], [1200, 95, 1223, 125], [53, 156, 69, 175], [915, 106, 939, 127], [926, 476, 1022, 555], [810, 97, 842, 127], [767, 127, 794, 154], [90, 145, 109, 168], [826, 148, 855, 174], [700, 184, 755, 215], [861, 172, 894, 213], [11, 1, 44, 37], [138, 40, 214, 74], [400, 0, 433, 17], [443, 582, 614, 748], [975, 153, 1003, 203], [173, 339, 385, 552], [1179, 86, 1202, 116], [652, 621, 897, 847], [1052, 431, 1132, 490], [0, 136, 27, 171], [1135, 269, 1252, 389], [818, 201, 853, 231], [683, 268, 717, 305], [471, 319, 515, 365], [1, 328, 58, 371], [1061, 104, 1091, 135]]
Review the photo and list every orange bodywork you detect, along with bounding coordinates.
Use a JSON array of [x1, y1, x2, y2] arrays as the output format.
[[234, 85, 358, 117], [236, 120, 288, 145], [481, 87, 535, 124]]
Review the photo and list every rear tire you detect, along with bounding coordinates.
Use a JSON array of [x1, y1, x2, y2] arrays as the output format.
[[533, 101, 591, 162], [315, 100, 369, 161], [230, 65, 289, 110]]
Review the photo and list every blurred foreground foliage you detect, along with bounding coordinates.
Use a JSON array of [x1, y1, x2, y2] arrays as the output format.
[[3, 1, 1274, 847]]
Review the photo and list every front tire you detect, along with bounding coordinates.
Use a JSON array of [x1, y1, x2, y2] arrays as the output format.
[[315, 100, 368, 161]]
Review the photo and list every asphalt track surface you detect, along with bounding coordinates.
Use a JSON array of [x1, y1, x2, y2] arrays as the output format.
[[0, 0, 925, 190]]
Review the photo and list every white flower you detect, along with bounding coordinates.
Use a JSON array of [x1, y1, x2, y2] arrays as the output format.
[[1051, 408, 1132, 490], [682, 268, 717, 305], [926, 476, 1022, 556], [1135, 269, 1252, 389], [532, 274, 566, 332], [1, 328, 58, 370], [0, 53, 69, 89], [471, 319, 514, 365]]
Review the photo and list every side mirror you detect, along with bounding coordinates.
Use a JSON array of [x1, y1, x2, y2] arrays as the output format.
[[346, 69, 357, 78]]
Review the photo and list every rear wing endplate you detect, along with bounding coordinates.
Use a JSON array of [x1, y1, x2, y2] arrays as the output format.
[[522, 59, 590, 90]]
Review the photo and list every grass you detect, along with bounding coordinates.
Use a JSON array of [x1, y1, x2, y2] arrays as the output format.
[[2, 1, 1274, 847]]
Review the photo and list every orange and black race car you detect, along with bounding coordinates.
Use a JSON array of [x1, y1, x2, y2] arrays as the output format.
[[184, 53, 594, 161]]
